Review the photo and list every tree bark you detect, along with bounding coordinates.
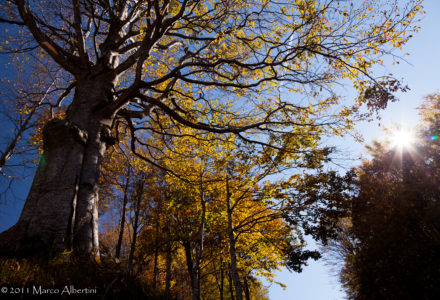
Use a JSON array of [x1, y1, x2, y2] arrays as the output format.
[[184, 240, 201, 300], [193, 185, 206, 300], [0, 72, 117, 258], [152, 222, 160, 291], [128, 180, 143, 273], [165, 229, 172, 300], [217, 258, 225, 300], [226, 176, 243, 300], [213, 257, 225, 300], [228, 266, 234, 300], [115, 167, 131, 259], [183, 183, 206, 300], [0, 118, 87, 257], [220, 264, 224, 300], [243, 277, 251, 300]]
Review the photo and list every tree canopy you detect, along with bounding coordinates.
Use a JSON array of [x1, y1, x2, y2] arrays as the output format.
[[327, 93, 440, 299], [0, 0, 427, 299], [0, 0, 423, 152]]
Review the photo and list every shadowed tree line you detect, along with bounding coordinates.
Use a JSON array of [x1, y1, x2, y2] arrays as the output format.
[[324, 93, 440, 300]]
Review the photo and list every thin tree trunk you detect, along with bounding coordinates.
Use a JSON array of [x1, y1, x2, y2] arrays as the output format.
[[226, 176, 243, 300], [183, 182, 207, 300], [194, 184, 206, 300], [220, 261, 224, 300], [152, 221, 160, 291], [116, 167, 131, 259], [243, 277, 250, 300], [184, 240, 201, 300], [228, 266, 234, 300], [128, 180, 143, 273], [165, 229, 172, 300], [213, 257, 225, 300], [0, 80, 55, 173], [0, 104, 36, 172]]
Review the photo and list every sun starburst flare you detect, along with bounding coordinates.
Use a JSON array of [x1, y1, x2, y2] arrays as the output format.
[[389, 129, 415, 149]]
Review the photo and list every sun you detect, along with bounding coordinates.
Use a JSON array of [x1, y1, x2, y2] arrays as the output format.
[[389, 129, 415, 149]]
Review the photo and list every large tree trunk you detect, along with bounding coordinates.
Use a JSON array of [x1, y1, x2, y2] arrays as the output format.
[[0, 72, 117, 258]]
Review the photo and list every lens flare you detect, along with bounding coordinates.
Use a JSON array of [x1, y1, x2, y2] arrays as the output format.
[[390, 129, 415, 149]]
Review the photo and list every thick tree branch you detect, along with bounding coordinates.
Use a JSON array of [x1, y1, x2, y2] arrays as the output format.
[[72, 0, 90, 67], [15, 0, 79, 74]]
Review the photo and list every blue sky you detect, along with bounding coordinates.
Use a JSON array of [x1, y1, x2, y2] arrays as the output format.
[[268, 1, 440, 299]]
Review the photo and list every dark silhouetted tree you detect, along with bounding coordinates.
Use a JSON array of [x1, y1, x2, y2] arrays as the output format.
[[329, 93, 440, 299]]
